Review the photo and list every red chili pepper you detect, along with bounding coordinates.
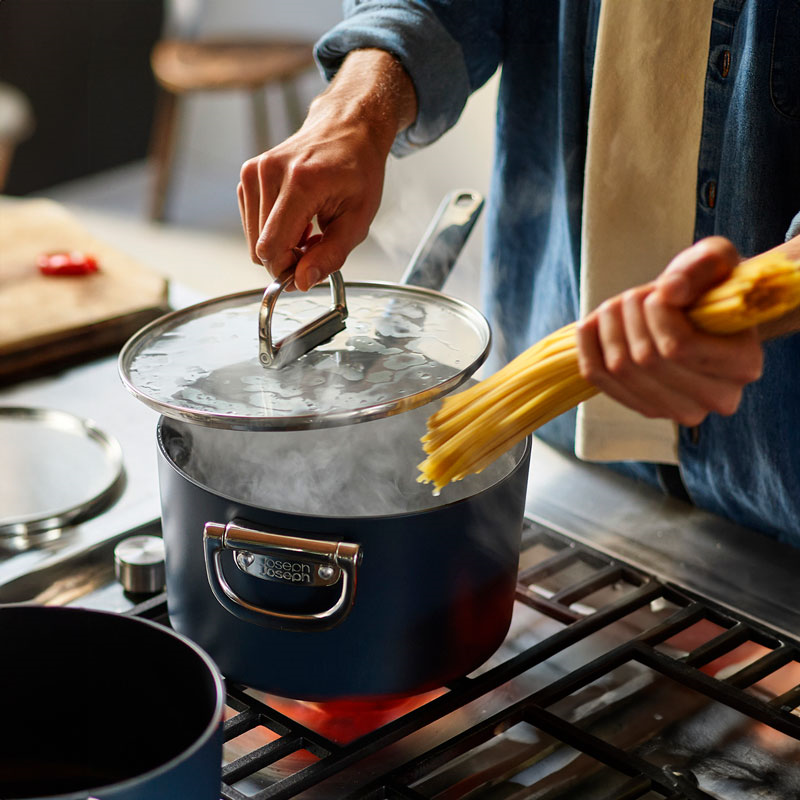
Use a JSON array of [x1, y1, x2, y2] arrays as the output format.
[[37, 251, 99, 276]]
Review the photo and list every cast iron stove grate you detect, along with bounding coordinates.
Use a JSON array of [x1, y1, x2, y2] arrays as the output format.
[[129, 519, 800, 799]]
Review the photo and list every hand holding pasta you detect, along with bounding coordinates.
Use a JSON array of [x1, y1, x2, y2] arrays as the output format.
[[418, 252, 800, 492]]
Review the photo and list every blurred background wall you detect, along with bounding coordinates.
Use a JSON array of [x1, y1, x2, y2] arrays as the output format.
[[0, 0, 163, 193]]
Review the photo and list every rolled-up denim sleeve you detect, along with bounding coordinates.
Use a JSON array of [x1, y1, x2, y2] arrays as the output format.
[[315, 0, 505, 156], [786, 210, 800, 242]]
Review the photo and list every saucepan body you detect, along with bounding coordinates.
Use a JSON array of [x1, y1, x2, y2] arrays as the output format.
[[0, 605, 224, 800], [157, 404, 531, 700]]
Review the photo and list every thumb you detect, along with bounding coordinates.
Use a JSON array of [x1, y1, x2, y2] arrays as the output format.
[[656, 236, 740, 307], [294, 217, 364, 291]]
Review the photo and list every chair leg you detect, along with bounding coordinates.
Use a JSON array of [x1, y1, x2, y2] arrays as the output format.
[[0, 141, 14, 192], [250, 89, 270, 155], [149, 89, 180, 222]]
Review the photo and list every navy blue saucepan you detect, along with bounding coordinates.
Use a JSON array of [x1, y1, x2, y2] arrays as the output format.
[[156, 404, 530, 700], [121, 189, 531, 699], [0, 605, 224, 800]]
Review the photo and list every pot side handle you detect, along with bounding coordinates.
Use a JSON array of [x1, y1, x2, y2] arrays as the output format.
[[203, 520, 361, 632]]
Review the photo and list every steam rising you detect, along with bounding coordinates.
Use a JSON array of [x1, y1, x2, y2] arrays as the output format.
[[163, 405, 522, 517]]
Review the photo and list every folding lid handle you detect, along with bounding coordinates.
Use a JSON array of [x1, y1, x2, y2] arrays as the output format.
[[258, 269, 348, 369]]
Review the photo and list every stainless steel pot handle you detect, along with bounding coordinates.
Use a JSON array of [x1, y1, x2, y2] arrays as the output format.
[[400, 188, 484, 290], [258, 269, 348, 369], [203, 520, 361, 631]]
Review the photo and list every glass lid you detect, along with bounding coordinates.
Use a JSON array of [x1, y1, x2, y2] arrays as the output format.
[[119, 279, 490, 431], [0, 407, 125, 537]]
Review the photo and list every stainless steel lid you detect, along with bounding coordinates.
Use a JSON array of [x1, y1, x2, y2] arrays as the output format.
[[119, 280, 490, 431], [119, 189, 490, 431], [0, 406, 125, 538]]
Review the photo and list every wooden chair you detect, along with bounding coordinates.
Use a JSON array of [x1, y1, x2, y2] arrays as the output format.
[[148, 37, 315, 221]]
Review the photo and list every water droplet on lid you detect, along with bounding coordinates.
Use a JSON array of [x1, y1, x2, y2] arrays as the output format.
[[384, 353, 426, 370], [366, 371, 392, 384], [347, 336, 386, 353]]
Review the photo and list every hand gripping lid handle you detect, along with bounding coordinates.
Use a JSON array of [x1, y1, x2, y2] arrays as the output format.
[[258, 188, 483, 369], [258, 268, 348, 369]]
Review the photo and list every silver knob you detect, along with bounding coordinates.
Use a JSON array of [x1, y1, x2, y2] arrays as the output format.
[[114, 534, 166, 594]]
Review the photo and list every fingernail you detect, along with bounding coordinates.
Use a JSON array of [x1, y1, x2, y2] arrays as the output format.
[[304, 267, 321, 290]]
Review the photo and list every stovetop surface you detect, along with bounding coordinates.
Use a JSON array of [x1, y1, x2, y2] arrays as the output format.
[[123, 519, 800, 800]]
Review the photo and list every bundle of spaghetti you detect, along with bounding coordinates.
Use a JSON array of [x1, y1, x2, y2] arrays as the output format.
[[419, 251, 800, 492], [687, 252, 800, 333]]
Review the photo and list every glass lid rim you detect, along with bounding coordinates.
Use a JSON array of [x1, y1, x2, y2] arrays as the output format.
[[118, 280, 492, 431], [0, 406, 125, 534]]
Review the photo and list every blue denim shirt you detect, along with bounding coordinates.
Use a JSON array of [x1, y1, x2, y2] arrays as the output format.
[[317, 0, 800, 546]]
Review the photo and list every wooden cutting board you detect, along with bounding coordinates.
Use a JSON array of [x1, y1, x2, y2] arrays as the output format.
[[0, 198, 170, 383]]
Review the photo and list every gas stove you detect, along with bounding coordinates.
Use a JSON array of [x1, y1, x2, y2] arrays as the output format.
[[113, 518, 797, 800], [2, 346, 800, 799]]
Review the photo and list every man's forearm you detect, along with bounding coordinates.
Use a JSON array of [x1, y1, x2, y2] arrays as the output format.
[[309, 48, 418, 156]]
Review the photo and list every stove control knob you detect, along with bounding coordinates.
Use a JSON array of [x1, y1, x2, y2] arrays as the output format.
[[114, 534, 166, 595]]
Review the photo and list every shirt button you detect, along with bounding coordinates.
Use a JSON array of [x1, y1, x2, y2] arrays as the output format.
[[706, 180, 717, 209], [719, 49, 731, 79], [689, 426, 701, 445]]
